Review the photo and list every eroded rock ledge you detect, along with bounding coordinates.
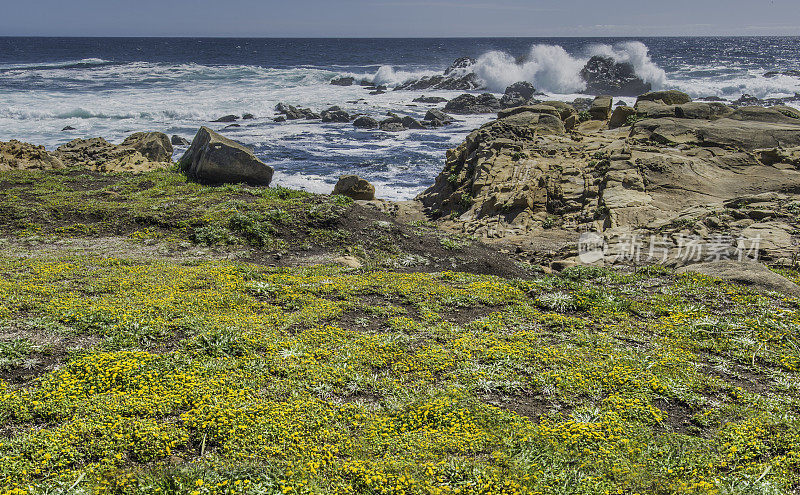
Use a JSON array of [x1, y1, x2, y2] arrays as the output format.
[[416, 92, 800, 266]]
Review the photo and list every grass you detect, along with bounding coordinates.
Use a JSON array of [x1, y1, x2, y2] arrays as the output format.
[[0, 167, 350, 250], [0, 258, 797, 494]]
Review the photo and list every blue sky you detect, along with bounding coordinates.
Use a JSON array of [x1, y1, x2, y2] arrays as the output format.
[[2, 0, 799, 37]]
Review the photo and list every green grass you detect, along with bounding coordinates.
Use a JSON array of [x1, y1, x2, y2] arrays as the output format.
[[0, 259, 798, 494], [0, 167, 351, 250]]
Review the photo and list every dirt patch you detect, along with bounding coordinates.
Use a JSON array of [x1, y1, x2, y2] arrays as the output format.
[[480, 392, 564, 421], [654, 397, 697, 435]]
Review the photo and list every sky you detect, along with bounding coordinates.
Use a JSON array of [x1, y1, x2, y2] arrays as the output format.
[[1, 0, 799, 37]]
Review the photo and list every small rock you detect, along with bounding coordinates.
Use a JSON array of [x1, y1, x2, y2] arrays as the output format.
[[353, 116, 380, 129], [332, 175, 375, 200], [212, 115, 239, 123]]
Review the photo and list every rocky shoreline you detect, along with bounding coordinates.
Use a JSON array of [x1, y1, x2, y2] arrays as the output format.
[[2, 85, 800, 290]]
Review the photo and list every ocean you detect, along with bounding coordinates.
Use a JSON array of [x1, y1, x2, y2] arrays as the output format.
[[1, 37, 799, 200]]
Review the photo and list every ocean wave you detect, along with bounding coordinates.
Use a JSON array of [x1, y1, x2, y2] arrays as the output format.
[[0, 58, 115, 71]]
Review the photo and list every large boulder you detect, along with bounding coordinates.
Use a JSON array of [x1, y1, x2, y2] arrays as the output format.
[[121, 132, 173, 162], [637, 90, 692, 105], [632, 117, 800, 149], [178, 127, 273, 186], [332, 175, 375, 200], [589, 96, 613, 121], [579, 56, 651, 97], [609, 105, 637, 129], [444, 93, 502, 114], [677, 261, 800, 297], [0, 140, 64, 171], [424, 109, 454, 124]]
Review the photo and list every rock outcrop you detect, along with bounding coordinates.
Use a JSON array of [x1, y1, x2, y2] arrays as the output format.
[[121, 132, 174, 162], [55, 133, 173, 173], [579, 56, 651, 96], [395, 58, 483, 91], [444, 94, 502, 114], [0, 140, 64, 171], [330, 76, 355, 86], [418, 101, 800, 267], [332, 175, 375, 200], [274, 103, 320, 120], [320, 106, 351, 123], [353, 116, 380, 129], [178, 127, 273, 186]]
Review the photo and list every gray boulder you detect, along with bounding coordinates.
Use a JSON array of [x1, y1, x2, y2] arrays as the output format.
[[178, 127, 273, 186], [212, 115, 239, 123], [424, 109, 454, 124], [333, 175, 375, 200]]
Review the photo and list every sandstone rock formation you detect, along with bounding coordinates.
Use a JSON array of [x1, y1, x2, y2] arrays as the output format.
[[417, 101, 800, 267], [55, 133, 173, 173], [0, 140, 64, 171], [333, 175, 375, 200], [178, 127, 273, 186]]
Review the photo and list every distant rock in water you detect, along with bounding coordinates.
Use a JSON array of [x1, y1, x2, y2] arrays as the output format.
[[242, 113, 255, 120], [321, 106, 351, 123], [332, 175, 375, 200], [444, 93, 502, 114], [179, 127, 273, 186], [61, 126, 76, 131], [330, 76, 355, 86], [413, 96, 448, 104], [274, 103, 320, 120], [395, 58, 483, 91], [579, 56, 651, 97], [353, 116, 379, 129], [0, 140, 64, 171], [504, 81, 537, 100], [764, 69, 800, 78], [212, 114, 239, 123]]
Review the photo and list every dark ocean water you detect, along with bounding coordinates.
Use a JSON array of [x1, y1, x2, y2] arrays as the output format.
[[1, 37, 799, 199]]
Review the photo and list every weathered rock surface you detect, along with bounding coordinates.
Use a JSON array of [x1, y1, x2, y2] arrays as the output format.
[[121, 132, 174, 162], [637, 90, 692, 105], [275, 103, 320, 120], [320, 106, 351, 123], [677, 261, 800, 296], [0, 140, 64, 171], [178, 127, 273, 186], [417, 102, 800, 267], [172, 135, 191, 146], [330, 76, 355, 86], [395, 58, 483, 91], [332, 175, 375, 200], [353, 116, 380, 129], [55, 133, 173, 173], [579, 56, 651, 96], [444, 93, 502, 114]]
